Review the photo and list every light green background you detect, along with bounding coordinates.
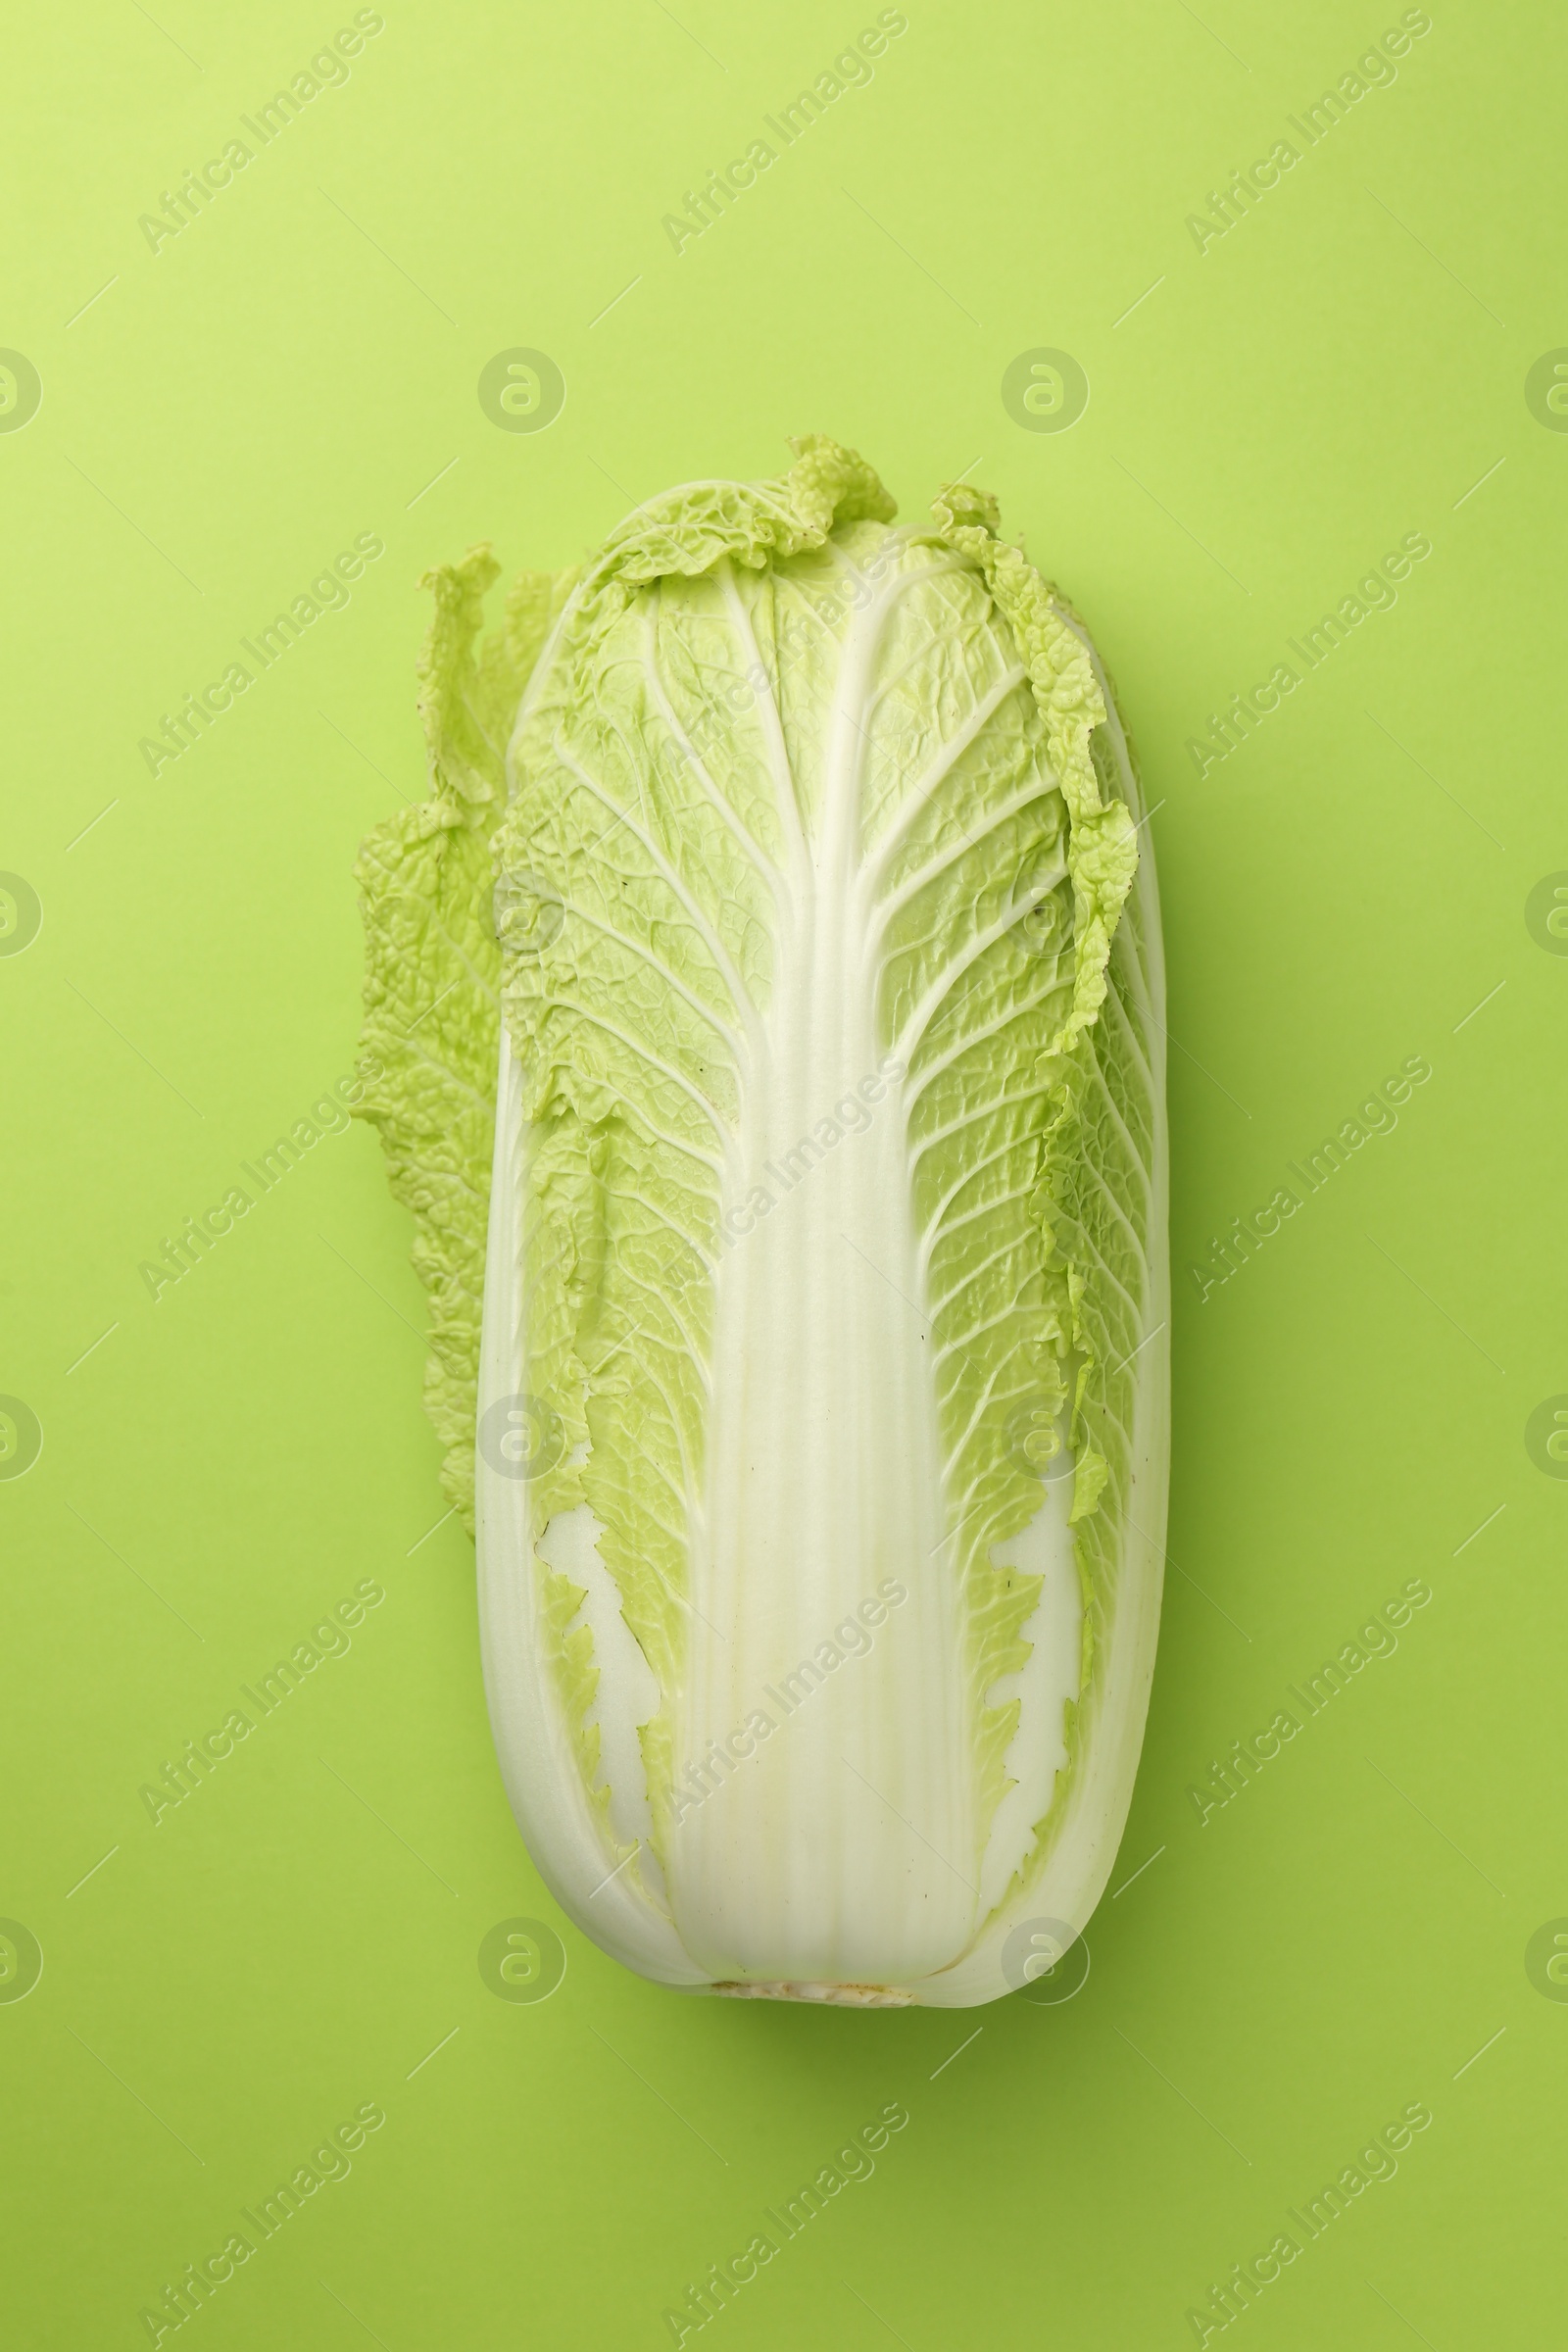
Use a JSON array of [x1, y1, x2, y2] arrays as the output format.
[[4, 2, 1563, 2344]]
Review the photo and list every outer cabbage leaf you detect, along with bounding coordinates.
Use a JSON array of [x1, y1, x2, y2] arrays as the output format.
[[354, 549, 576, 1530]]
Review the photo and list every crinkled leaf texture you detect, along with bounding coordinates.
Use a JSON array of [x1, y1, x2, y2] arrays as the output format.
[[357, 438, 1167, 2007]]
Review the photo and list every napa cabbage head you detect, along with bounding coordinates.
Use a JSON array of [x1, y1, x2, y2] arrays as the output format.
[[356, 436, 1167, 2006]]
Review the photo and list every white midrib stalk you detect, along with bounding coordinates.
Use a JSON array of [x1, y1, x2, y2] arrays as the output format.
[[669, 579, 977, 1987]]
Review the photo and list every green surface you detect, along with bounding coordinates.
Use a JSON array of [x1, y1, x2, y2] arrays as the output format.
[[3, 1, 1562, 2343]]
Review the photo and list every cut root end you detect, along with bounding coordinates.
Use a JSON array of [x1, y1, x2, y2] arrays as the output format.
[[710, 1979, 917, 2008]]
